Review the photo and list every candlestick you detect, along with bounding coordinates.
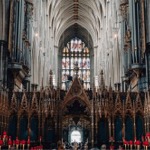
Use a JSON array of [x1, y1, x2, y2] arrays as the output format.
[[146, 146, 148, 150], [16, 144, 19, 150], [28, 144, 30, 149]]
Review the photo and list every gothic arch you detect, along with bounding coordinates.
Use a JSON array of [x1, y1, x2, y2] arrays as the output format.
[[60, 77, 91, 113], [114, 114, 123, 142], [8, 112, 17, 140], [19, 112, 28, 140], [61, 96, 91, 116], [30, 113, 39, 141]]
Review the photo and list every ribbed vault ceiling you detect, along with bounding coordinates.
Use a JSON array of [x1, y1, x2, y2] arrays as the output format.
[[59, 24, 93, 51], [48, 0, 105, 48]]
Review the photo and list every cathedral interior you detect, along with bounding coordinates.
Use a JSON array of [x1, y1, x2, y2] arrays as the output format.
[[0, 0, 150, 149]]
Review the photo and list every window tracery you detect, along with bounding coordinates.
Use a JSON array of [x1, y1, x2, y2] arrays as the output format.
[[61, 38, 90, 90]]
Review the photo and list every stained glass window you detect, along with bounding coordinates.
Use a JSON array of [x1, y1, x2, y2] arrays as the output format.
[[61, 38, 90, 90]]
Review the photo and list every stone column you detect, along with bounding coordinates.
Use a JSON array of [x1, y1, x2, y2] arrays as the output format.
[[123, 100, 125, 139], [130, 0, 138, 63], [146, 0, 150, 43], [144, 116, 147, 134], [94, 46, 98, 76], [28, 114, 30, 137], [112, 117, 115, 138], [54, 45, 58, 86], [123, 117, 125, 139], [0, 40, 6, 86], [95, 112, 98, 145], [108, 117, 111, 139], [17, 115, 20, 137], [133, 116, 136, 139], [17, 0, 21, 62], [31, 83, 38, 91], [42, 116, 45, 140], [140, 0, 146, 59], [147, 116, 150, 132], [91, 98, 94, 147], [13, 1, 19, 61], [38, 115, 41, 139]]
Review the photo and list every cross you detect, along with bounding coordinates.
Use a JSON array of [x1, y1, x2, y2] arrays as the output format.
[[73, 61, 79, 76]]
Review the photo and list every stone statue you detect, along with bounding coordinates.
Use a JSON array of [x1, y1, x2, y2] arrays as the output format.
[[124, 29, 131, 49]]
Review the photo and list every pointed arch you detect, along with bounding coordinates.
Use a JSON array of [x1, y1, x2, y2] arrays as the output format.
[[98, 116, 109, 143], [8, 112, 17, 140], [114, 115, 123, 142], [30, 114, 39, 141], [19, 114, 28, 140]]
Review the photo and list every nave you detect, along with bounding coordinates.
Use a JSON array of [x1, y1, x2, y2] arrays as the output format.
[[1, 0, 150, 149]]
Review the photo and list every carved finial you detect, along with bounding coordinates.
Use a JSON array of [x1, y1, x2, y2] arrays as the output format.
[[31, 91, 38, 112]]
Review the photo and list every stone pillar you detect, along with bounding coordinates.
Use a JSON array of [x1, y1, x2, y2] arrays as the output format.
[[0, 40, 7, 87], [54, 46, 58, 86], [31, 83, 38, 91], [94, 46, 98, 76], [17, 0, 21, 61], [28, 115, 30, 137], [123, 100, 125, 139], [58, 111, 63, 141], [140, 0, 146, 59], [133, 116, 136, 139], [13, 1, 19, 61], [17, 115, 20, 137], [91, 98, 94, 147], [123, 117, 125, 139], [112, 117, 115, 138], [0, 41, 3, 84], [38, 115, 41, 140], [42, 116, 45, 140], [130, 0, 138, 63], [144, 116, 147, 134], [108, 118, 111, 139], [146, 0, 150, 43], [147, 116, 150, 132], [147, 116, 149, 132]]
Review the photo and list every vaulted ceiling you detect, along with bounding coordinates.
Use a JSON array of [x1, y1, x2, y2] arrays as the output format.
[[48, 0, 106, 48]]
